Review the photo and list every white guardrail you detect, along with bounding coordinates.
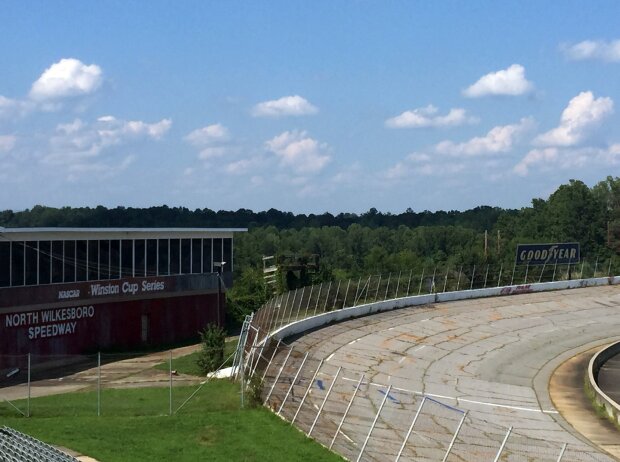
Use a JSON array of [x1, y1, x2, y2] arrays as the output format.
[[587, 340, 620, 426], [268, 276, 620, 344]]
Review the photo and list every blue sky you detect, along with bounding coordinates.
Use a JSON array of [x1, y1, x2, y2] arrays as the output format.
[[1, 1, 619, 213]]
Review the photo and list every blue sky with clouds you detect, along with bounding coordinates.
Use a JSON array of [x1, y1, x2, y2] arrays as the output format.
[[1, 1, 619, 213]]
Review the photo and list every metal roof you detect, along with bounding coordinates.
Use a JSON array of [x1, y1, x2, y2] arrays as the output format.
[[0, 227, 247, 240]]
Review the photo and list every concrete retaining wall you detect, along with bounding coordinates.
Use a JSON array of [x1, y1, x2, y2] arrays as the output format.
[[587, 341, 620, 426], [271, 275, 620, 343]]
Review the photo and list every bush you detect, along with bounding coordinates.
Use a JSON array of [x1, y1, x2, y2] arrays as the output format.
[[246, 373, 264, 408], [196, 324, 225, 373]]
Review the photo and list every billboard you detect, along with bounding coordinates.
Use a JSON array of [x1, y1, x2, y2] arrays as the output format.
[[515, 243, 580, 265]]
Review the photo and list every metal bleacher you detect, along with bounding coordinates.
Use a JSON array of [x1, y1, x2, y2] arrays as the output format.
[[0, 427, 78, 462]]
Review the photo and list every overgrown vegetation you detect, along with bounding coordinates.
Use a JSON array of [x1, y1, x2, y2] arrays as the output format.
[[196, 324, 226, 374]]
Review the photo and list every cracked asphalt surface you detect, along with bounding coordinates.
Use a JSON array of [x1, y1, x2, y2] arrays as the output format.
[[264, 285, 620, 461]]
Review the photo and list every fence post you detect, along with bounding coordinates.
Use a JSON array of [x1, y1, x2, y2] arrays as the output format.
[[261, 339, 282, 383], [510, 261, 516, 285], [169, 351, 173, 416], [524, 262, 529, 284], [384, 273, 391, 300], [594, 257, 599, 277], [330, 373, 365, 450], [291, 360, 324, 424], [556, 443, 567, 462], [552, 261, 558, 281], [294, 287, 305, 323], [286, 289, 298, 325], [538, 261, 546, 283], [395, 396, 426, 462], [265, 348, 293, 404], [374, 274, 382, 301], [443, 266, 449, 293], [322, 281, 332, 314], [406, 269, 413, 296], [97, 352, 100, 417], [431, 267, 437, 293], [470, 265, 476, 290], [418, 268, 425, 295], [456, 266, 462, 291], [395, 271, 401, 298], [308, 367, 342, 436], [313, 283, 323, 315], [278, 352, 309, 415], [493, 426, 512, 462], [484, 264, 489, 288], [27, 353, 31, 418], [442, 410, 468, 462], [332, 280, 341, 310], [497, 264, 503, 287], [305, 285, 314, 318], [356, 385, 392, 462], [353, 278, 361, 305], [343, 279, 351, 309], [609, 258, 613, 277], [279, 291, 291, 328]]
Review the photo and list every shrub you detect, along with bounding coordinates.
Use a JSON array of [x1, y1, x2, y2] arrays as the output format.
[[196, 324, 225, 373]]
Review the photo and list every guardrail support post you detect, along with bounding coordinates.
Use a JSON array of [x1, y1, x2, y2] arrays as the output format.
[[442, 410, 467, 462], [342, 279, 350, 309], [261, 339, 281, 383], [406, 269, 413, 296], [395, 396, 426, 462], [330, 373, 365, 450], [278, 352, 309, 415], [292, 359, 324, 424], [493, 426, 512, 462], [418, 268, 425, 295], [308, 367, 341, 436], [470, 265, 476, 290], [265, 348, 293, 404], [356, 385, 392, 462], [556, 442, 567, 462]]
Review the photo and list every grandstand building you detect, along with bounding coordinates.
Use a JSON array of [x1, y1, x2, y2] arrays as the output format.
[[0, 227, 246, 357]]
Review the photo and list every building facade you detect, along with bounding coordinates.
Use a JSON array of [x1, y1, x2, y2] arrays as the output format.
[[0, 227, 246, 358]]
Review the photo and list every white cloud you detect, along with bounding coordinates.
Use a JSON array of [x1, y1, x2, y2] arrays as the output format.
[[29, 58, 103, 101], [514, 144, 620, 176], [0, 135, 16, 153], [252, 95, 318, 117], [463, 64, 533, 97], [45, 116, 171, 168], [198, 146, 229, 161], [384, 151, 464, 179], [265, 130, 330, 173], [225, 157, 261, 175], [385, 105, 477, 128], [562, 40, 620, 62], [436, 118, 534, 156], [534, 91, 614, 147], [185, 123, 229, 146]]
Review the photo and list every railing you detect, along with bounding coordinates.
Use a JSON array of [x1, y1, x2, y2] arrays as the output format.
[[237, 258, 620, 367]]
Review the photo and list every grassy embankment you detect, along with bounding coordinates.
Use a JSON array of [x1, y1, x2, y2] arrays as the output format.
[[1, 380, 343, 462]]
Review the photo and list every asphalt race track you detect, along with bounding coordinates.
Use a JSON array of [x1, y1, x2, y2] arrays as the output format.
[[264, 285, 620, 461]]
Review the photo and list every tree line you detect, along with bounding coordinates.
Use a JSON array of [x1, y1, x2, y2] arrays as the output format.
[[2, 176, 619, 325]]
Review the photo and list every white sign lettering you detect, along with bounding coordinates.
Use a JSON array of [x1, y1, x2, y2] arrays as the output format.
[[4, 306, 95, 341]]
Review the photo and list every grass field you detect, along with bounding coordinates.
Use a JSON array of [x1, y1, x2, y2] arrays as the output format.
[[1, 380, 343, 461], [154, 338, 239, 376]]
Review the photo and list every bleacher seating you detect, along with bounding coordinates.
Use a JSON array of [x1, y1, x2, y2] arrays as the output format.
[[0, 426, 78, 462]]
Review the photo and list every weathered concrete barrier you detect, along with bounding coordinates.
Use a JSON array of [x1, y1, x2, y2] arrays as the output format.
[[587, 341, 620, 427], [271, 276, 620, 342]]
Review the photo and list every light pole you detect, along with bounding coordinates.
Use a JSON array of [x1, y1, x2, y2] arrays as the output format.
[[213, 261, 226, 326]]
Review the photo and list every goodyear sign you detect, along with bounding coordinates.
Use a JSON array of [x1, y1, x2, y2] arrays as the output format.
[[516, 243, 580, 265]]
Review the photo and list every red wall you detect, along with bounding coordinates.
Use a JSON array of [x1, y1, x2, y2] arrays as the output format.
[[0, 293, 225, 357]]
